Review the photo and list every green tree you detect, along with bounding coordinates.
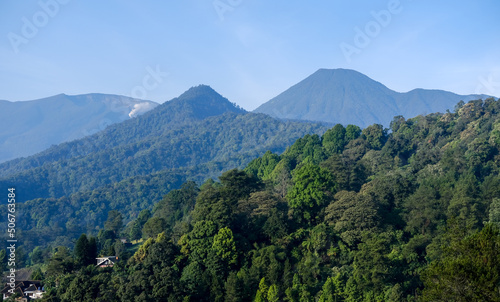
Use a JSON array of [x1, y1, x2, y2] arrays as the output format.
[[46, 246, 74, 276], [262, 208, 288, 242], [225, 271, 244, 302], [74, 234, 94, 267], [447, 173, 483, 229], [403, 184, 443, 236], [219, 169, 263, 201], [29, 246, 44, 265], [267, 284, 279, 302], [345, 124, 361, 142], [0, 249, 5, 272], [421, 223, 500, 301], [352, 232, 392, 294], [320, 154, 349, 191], [88, 236, 97, 259], [489, 198, 500, 227], [137, 208, 152, 224], [385, 283, 403, 302], [390, 115, 405, 133], [129, 209, 152, 240], [361, 124, 387, 150], [325, 190, 379, 246], [154, 182, 198, 226], [129, 221, 143, 241], [184, 220, 218, 262], [318, 277, 336, 302], [104, 210, 123, 234], [255, 277, 269, 302], [287, 164, 335, 224], [245, 151, 281, 180], [454, 100, 465, 112], [142, 217, 168, 239], [322, 124, 346, 155], [212, 227, 238, 266], [31, 267, 43, 280]]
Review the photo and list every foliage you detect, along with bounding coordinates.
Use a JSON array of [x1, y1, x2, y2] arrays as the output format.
[[421, 223, 500, 301], [287, 164, 335, 224], [7, 98, 500, 302]]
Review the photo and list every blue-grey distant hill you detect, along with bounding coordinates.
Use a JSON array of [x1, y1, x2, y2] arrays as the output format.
[[0, 93, 158, 163], [254, 68, 493, 128]]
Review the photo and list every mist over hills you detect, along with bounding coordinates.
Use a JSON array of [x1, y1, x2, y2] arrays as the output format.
[[0, 85, 326, 203], [254, 68, 492, 127], [0, 93, 158, 163]]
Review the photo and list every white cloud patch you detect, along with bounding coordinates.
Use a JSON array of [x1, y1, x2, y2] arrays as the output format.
[[129, 102, 155, 118]]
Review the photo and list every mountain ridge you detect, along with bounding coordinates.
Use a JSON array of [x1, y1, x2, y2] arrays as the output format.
[[0, 93, 158, 163], [0, 85, 326, 203], [254, 68, 492, 127]]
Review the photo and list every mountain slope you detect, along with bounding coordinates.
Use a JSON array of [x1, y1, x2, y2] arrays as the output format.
[[0, 93, 158, 163], [0, 85, 326, 203], [0, 85, 245, 176], [254, 68, 491, 127], [21, 98, 500, 301]]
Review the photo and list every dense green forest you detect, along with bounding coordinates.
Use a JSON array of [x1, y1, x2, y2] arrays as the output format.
[[0, 85, 326, 203], [13, 157, 272, 254], [2, 109, 327, 257], [5, 98, 500, 301]]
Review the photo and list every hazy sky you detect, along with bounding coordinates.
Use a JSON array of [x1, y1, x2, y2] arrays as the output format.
[[1, 0, 499, 110]]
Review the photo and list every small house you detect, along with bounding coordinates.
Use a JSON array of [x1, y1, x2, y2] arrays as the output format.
[[1, 280, 44, 300], [96, 256, 118, 268]]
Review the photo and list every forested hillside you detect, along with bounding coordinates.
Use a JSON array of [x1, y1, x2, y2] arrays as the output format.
[[0, 85, 326, 203], [14, 158, 269, 254], [15, 97, 499, 301]]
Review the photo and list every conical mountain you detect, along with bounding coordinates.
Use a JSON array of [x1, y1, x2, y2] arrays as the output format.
[[254, 68, 490, 127], [1, 85, 244, 171], [140, 84, 246, 126]]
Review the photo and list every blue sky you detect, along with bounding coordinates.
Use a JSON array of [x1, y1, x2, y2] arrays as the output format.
[[1, 0, 499, 110]]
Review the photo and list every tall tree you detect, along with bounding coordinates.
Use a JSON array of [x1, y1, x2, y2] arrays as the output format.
[[74, 234, 93, 267], [104, 210, 123, 234], [362, 124, 387, 150], [322, 124, 346, 155], [287, 164, 335, 224]]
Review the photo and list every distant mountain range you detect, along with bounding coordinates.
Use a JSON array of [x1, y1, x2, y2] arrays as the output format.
[[2, 69, 492, 164], [1, 69, 494, 201], [0, 85, 326, 203], [2, 74, 496, 259], [254, 68, 493, 128], [0, 93, 158, 163]]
